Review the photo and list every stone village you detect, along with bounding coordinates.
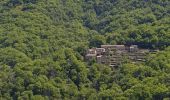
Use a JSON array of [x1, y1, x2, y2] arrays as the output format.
[[85, 45, 158, 67]]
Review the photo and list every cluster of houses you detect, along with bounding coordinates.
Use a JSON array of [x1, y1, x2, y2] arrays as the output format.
[[85, 45, 157, 67]]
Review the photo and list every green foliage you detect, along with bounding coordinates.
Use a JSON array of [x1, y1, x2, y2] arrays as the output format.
[[0, 0, 169, 99]]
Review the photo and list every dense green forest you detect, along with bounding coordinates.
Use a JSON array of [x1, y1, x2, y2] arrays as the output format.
[[0, 0, 170, 99]]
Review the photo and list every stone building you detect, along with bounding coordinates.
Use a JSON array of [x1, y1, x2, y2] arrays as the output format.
[[85, 45, 152, 67]]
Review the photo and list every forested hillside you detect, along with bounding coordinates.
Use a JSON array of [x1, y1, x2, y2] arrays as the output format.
[[0, 0, 170, 99]]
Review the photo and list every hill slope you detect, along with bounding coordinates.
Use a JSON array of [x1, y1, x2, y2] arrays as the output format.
[[0, 0, 169, 99]]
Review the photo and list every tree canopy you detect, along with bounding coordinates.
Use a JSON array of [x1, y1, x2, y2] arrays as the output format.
[[0, 0, 169, 99]]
